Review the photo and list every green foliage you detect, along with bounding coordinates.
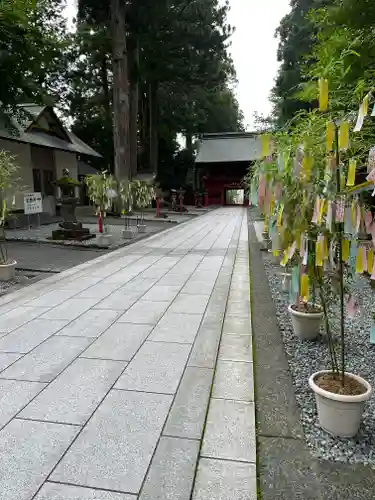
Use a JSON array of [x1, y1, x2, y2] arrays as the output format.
[[85, 171, 117, 215], [0, 0, 68, 123], [0, 150, 21, 263]]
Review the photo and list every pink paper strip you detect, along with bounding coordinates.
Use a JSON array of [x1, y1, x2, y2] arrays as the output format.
[[347, 296, 356, 318], [365, 211, 373, 233], [363, 246, 368, 271]]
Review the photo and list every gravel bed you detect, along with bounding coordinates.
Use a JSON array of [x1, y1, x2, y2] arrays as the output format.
[[0, 272, 42, 296], [264, 257, 375, 465]]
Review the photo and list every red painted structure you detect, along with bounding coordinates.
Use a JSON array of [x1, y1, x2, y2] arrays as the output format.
[[200, 162, 248, 206]]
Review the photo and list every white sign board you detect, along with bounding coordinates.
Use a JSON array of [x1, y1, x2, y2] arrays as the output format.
[[24, 192, 43, 215]]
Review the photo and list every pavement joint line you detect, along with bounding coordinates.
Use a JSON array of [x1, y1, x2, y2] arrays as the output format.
[[36, 212, 227, 497], [199, 455, 257, 466], [137, 213, 242, 499], [15, 417, 83, 428], [45, 480, 137, 497], [112, 388, 176, 397], [185, 213, 244, 500]]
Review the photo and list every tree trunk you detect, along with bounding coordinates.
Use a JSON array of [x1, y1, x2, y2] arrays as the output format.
[[111, 0, 130, 182], [149, 81, 158, 176], [100, 55, 113, 171], [186, 132, 193, 152], [128, 37, 139, 179]]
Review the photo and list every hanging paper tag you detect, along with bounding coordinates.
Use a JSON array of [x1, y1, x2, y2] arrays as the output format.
[[339, 121, 350, 151], [363, 93, 370, 116], [302, 155, 313, 182], [300, 234, 305, 258], [356, 245, 364, 274], [324, 236, 329, 260], [315, 237, 323, 267], [354, 104, 365, 132], [367, 168, 375, 184], [280, 250, 288, 267], [261, 134, 271, 158], [344, 206, 352, 235], [368, 249, 374, 273], [365, 211, 373, 233], [291, 266, 299, 294], [363, 246, 368, 271], [300, 274, 309, 302], [370, 322, 375, 345], [302, 241, 308, 266], [342, 239, 350, 262], [318, 78, 329, 111], [288, 241, 297, 260], [335, 198, 345, 222], [276, 204, 284, 227], [326, 122, 334, 151], [347, 159, 356, 187], [350, 240, 358, 269], [326, 201, 333, 231], [347, 296, 356, 318], [312, 197, 320, 224]]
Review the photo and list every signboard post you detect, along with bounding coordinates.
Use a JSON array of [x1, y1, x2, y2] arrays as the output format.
[[24, 193, 43, 229]]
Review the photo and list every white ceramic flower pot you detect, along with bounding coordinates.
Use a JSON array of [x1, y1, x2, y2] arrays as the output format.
[[0, 260, 17, 281], [122, 229, 135, 239], [96, 234, 112, 248], [288, 304, 323, 341], [309, 370, 373, 437], [138, 224, 146, 233]]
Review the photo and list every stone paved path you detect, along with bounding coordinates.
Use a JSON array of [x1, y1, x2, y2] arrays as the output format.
[[0, 207, 255, 500]]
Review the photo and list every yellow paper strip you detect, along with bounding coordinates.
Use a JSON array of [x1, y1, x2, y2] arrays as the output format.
[[277, 204, 284, 227], [326, 122, 334, 151], [302, 156, 313, 182], [324, 237, 329, 260], [301, 274, 309, 302], [339, 121, 350, 151], [342, 239, 350, 262], [347, 159, 356, 187], [363, 93, 370, 116], [280, 249, 288, 267], [264, 215, 269, 233], [368, 249, 374, 273], [356, 246, 364, 274], [273, 249, 280, 257], [261, 134, 271, 158], [319, 78, 329, 111], [317, 199, 326, 225], [316, 240, 323, 267]]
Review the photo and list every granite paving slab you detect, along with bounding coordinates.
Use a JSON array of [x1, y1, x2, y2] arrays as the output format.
[[213, 360, 254, 402], [188, 327, 221, 369], [20, 358, 126, 425], [218, 334, 253, 362], [0, 419, 79, 500], [0, 352, 22, 371], [115, 341, 190, 394], [51, 390, 173, 494], [0, 306, 50, 335], [94, 290, 144, 311], [56, 309, 121, 338], [24, 290, 79, 307], [0, 336, 92, 382], [169, 294, 210, 314], [35, 483, 136, 499], [117, 300, 170, 325], [0, 379, 46, 428], [192, 458, 257, 500], [0, 319, 68, 353], [82, 323, 152, 361], [142, 285, 182, 302], [41, 298, 100, 321], [139, 436, 199, 500], [149, 312, 202, 344], [164, 366, 213, 439]]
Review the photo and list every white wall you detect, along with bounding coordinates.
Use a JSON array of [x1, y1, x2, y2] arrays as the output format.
[[0, 139, 33, 211], [54, 150, 78, 180]]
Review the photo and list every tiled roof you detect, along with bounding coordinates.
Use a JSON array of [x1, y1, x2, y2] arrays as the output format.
[[0, 105, 101, 158], [196, 133, 262, 164]]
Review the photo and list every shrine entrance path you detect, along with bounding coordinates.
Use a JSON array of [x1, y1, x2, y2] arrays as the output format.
[[0, 207, 255, 500]]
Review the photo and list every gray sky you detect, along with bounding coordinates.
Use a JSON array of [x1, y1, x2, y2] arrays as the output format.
[[64, 0, 291, 130]]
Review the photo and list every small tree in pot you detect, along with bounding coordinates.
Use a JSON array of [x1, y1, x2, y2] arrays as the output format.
[[0, 151, 20, 281], [119, 180, 134, 239], [132, 180, 155, 233], [85, 171, 117, 247]]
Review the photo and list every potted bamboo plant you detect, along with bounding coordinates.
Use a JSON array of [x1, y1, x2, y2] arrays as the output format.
[[133, 180, 155, 233], [85, 171, 117, 247], [119, 180, 135, 239], [0, 151, 19, 281]]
